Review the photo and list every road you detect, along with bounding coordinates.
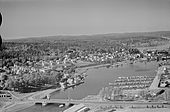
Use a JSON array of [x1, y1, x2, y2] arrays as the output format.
[[1, 98, 170, 112], [28, 99, 170, 106]]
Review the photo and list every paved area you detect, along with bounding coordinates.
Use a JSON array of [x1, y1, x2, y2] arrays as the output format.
[[116, 108, 170, 112]]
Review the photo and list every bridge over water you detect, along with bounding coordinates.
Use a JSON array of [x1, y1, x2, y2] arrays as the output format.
[[27, 98, 170, 108]]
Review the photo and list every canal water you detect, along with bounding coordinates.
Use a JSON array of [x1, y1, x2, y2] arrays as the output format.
[[17, 61, 158, 112], [51, 61, 158, 100]]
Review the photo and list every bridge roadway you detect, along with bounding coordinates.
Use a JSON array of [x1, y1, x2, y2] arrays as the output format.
[[26, 98, 170, 106]]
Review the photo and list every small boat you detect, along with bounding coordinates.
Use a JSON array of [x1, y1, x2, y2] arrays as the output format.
[[42, 101, 47, 106], [59, 104, 64, 108]]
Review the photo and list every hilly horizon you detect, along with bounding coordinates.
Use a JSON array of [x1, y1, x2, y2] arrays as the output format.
[[4, 30, 170, 42]]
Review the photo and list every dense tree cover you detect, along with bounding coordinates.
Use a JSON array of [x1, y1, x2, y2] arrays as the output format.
[[0, 74, 8, 89], [129, 48, 141, 54], [0, 40, 129, 65], [0, 70, 64, 92]]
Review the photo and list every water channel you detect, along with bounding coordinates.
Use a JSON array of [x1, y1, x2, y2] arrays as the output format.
[[17, 61, 159, 112]]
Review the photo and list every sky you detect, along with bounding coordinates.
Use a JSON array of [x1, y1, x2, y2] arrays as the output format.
[[0, 0, 170, 39]]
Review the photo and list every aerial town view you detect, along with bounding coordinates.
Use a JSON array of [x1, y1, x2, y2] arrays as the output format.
[[0, 0, 170, 112]]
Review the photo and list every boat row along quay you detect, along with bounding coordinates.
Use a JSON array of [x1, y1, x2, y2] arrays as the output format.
[[98, 61, 170, 102], [111, 75, 155, 90]]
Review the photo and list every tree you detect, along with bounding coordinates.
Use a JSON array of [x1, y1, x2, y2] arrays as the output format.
[[4, 78, 14, 90], [0, 74, 8, 81], [0, 74, 8, 89]]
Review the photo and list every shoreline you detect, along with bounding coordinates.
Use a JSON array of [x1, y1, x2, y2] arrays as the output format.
[[0, 60, 158, 112], [0, 62, 119, 112]]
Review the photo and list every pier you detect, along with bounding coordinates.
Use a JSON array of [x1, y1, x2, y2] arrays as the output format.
[[111, 75, 155, 90]]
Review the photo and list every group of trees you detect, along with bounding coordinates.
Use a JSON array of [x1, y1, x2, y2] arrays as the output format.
[[0, 71, 63, 93], [128, 48, 141, 54], [0, 74, 8, 90]]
